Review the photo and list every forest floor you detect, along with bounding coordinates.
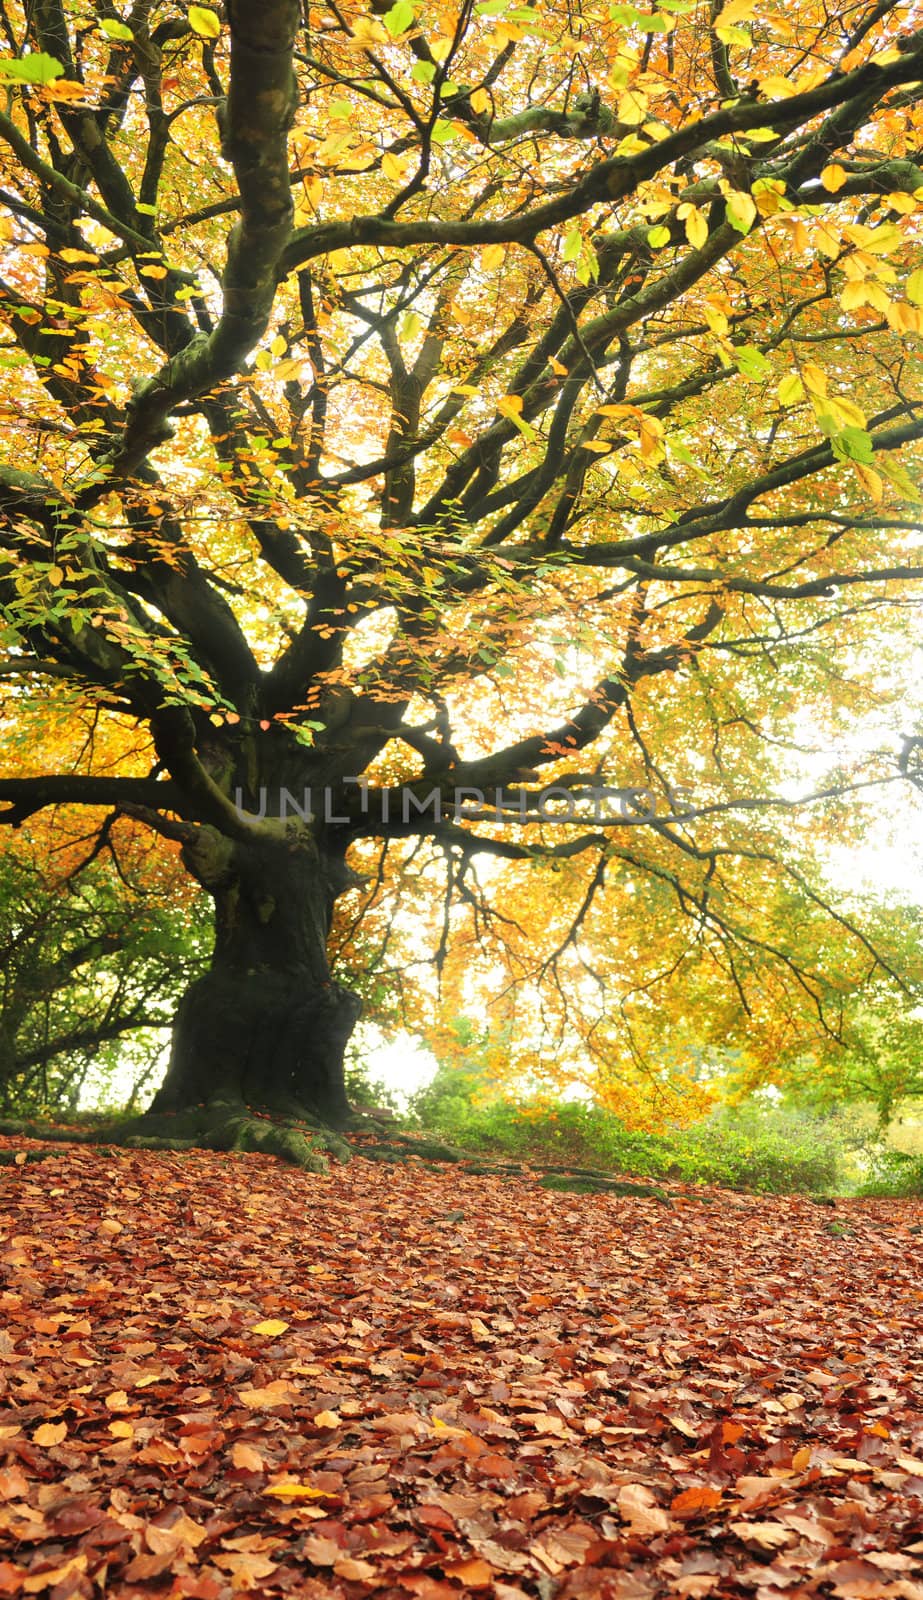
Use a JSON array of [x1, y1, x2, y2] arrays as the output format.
[[1, 1133, 922, 1600]]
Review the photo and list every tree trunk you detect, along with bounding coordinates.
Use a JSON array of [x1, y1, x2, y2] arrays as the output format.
[[151, 828, 360, 1126]]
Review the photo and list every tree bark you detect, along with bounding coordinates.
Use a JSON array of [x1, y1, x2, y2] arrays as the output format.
[[151, 827, 360, 1126]]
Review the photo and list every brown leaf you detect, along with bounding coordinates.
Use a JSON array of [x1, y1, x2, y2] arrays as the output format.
[[616, 1483, 671, 1536]]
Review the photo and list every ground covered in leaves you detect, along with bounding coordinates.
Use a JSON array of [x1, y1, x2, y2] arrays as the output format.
[[1, 1135, 922, 1599]]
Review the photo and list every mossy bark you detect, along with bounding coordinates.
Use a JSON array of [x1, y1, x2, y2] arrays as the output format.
[[151, 830, 360, 1128]]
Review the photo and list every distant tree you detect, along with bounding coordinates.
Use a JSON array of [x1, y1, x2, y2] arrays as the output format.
[[0, 815, 209, 1114]]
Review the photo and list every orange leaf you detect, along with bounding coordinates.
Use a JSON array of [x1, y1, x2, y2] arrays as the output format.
[[671, 1485, 722, 1518]]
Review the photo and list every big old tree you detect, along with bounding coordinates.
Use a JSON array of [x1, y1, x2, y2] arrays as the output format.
[[1, 0, 922, 1148]]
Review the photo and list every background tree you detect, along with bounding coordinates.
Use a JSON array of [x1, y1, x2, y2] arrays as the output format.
[[0, 813, 209, 1114], [0, 0, 922, 1154]]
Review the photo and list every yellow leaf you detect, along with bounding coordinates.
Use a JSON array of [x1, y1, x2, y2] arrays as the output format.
[[40, 79, 87, 102], [250, 1318, 289, 1337], [718, 0, 755, 21], [703, 302, 729, 337], [381, 151, 406, 184], [108, 1420, 134, 1438], [820, 164, 847, 192], [852, 461, 882, 502], [497, 393, 523, 415], [906, 267, 923, 306], [274, 356, 307, 381], [826, 394, 865, 428], [348, 16, 388, 46], [678, 203, 708, 250], [105, 1390, 130, 1411], [777, 373, 804, 407], [269, 335, 286, 358], [617, 89, 648, 126], [812, 222, 841, 258], [470, 87, 490, 114], [33, 1421, 67, 1446], [759, 74, 794, 98], [59, 248, 98, 264], [313, 1409, 341, 1428], [138, 264, 167, 279], [801, 361, 827, 397], [264, 1481, 333, 1499], [886, 191, 917, 214], [480, 243, 505, 271], [581, 438, 613, 453], [46, 565, 64, 586], [725, 188, 756, 232], [839, 280, 868, 312], [188, 6, 220, 38]]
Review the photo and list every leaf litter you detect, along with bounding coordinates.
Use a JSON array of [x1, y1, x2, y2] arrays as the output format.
[[1, 1135, 921, 1598]]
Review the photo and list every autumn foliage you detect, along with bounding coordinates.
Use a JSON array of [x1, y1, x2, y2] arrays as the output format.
[[0, 0, 921, 1121]]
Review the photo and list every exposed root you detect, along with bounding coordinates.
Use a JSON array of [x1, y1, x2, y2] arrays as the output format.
[[0, 1107, 345, 1172], [0, 1115, 670, 1197]]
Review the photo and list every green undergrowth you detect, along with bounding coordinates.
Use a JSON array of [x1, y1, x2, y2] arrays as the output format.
[[407, 1098, 869, 1195]]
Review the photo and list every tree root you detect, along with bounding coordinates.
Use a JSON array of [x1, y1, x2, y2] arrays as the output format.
[[0, 1107, 345, 1172], [0, 1115, 669, 1197], [538, 1172, 671, 1204]]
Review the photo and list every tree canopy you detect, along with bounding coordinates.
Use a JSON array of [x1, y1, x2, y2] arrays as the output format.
[[0, 0, 921, 1140]]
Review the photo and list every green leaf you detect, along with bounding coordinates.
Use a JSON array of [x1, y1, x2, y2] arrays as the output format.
[[99, 18, 134, 41], [411, 60, 436, 82], [647, 224, 671, 248], [831, 426, 874, 464], [906, 267, 923, 307], [562, 227, 582, 262], [430, 119, 457, 144], [0, 53, 64, 84], [401, 310, 423, 340], [384, 0, 415, 36], [135, 201, 157, 216], [734, 345, 770, 381], [668, 437, 709, 476], [725, 190, 757, 234], [188, 7, 220, 39], [438, 80, 460, 97], [476, 0, 510, 12]]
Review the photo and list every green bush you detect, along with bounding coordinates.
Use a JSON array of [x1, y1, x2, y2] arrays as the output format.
[[412, 1090, 850, 1194], [857, 1147, 923, 1198]]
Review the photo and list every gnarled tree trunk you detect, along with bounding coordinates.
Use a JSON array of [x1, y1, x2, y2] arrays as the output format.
[[151, 825, 360, 1126]]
